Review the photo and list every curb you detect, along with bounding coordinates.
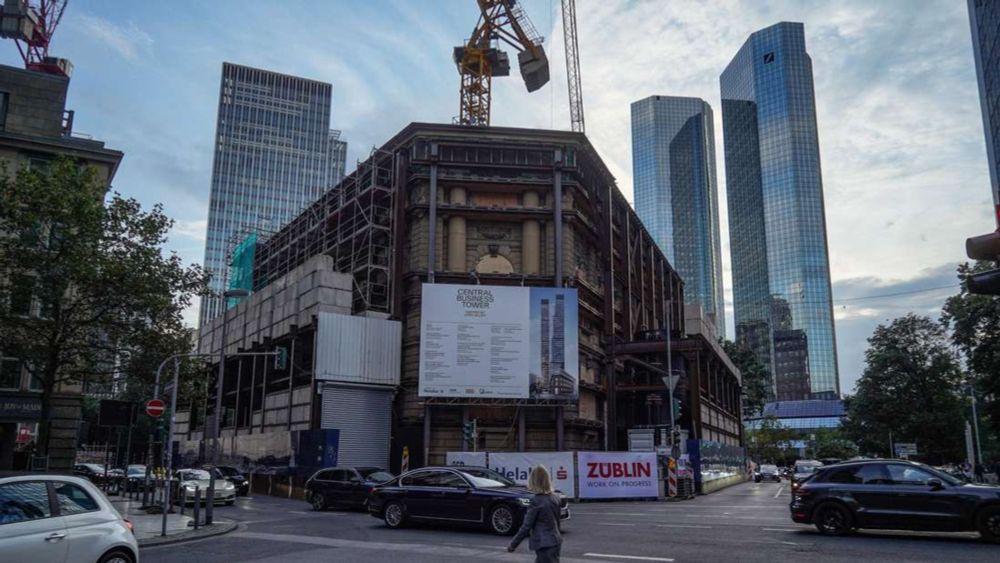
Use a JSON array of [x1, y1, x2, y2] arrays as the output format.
[[137, 519, 239, 548]]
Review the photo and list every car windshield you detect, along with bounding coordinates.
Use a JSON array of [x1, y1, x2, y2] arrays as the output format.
[[126, 467, 145, 476], [216, 466, 239, 477], [359, 468, 394, 482], [795, 464, 820, 474], [180, 470, 210, 481], [761, 465, 778, 472], [457, 468, 517, 487], [82, 464, 105, 473]]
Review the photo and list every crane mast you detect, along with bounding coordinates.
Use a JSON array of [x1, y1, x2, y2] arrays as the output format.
[[561, 0, 585, 133]]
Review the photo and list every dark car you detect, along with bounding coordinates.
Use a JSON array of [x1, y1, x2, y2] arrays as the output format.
[[208, 465, 250, 496], [368, 466, 571, 535], [755, 464, 781, 483], [73, 463, 108, 484], [790, 459, 1000, 542], [306, 466, 395, 510]]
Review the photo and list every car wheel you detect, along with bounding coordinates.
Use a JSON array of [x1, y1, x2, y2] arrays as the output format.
[[489, 504, 516, 535], [226, 499, 235, 506], [814, 503, 852, 536], [312, 492, 326, 511], [978, 506, 1000, 543], [98, 548, 135, 563], [383, 501, 406, 529]]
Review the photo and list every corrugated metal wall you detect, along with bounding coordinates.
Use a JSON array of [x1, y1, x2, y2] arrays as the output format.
[[315, 312, 401, 386], [320, 383, 393, 467]]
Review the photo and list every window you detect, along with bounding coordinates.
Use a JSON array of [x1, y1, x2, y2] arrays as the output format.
[[54, 482, 98, 515], [402, 471, 451, 487], [853, 463, 891, 485], [0, 481, 52, 525], [328, 469, 351, 482], [0, 92, 8, 130], [9, 276, 33, 317], [763, 52, 775, 64], [886, 464, 935, 486], [0, 358, 21, 390]]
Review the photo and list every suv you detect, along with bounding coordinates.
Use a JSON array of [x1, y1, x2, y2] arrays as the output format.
[[790, 459, 1000, 541]]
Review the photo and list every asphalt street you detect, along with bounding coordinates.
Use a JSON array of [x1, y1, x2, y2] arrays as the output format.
[[141, 481, 996, 562]]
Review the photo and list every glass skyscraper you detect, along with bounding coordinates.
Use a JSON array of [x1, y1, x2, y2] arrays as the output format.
[[631, 96, 725, 336], [720, 22, 839, 397], [969, 0, 1000, 218], [199, 62, 346, 326]]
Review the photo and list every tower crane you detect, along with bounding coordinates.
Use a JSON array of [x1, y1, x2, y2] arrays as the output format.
[[454, 0, 550, 127], [561, 0, 585, 133], [0, 0, 70, 77]]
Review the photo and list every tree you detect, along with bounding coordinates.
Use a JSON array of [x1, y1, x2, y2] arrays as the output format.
[[722, 339, 770, 418], [841, 314, 965, 465], [746, 415, 796, 464], [811, 428, 858, 460], [942, 261, 1000, 444], [0, 158, 206, 462]]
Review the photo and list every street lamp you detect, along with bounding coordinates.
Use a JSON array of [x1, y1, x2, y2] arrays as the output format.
[[211, 288, 250, 463], [965, 382, 983, 466]]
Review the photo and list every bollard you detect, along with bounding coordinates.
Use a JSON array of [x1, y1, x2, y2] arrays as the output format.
[[193, 487, 201, 530], [205, 471, 215, 526]]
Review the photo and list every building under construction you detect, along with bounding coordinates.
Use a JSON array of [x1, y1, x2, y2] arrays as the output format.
[[220, 123, 740, 463]]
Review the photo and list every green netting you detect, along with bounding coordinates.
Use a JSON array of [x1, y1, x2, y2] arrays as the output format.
[[226, 233, 257, 309]]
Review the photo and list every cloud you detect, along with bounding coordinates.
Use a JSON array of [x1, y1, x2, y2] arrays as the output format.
[[170, 219, 208, 242], [76, 15, 153, 61]]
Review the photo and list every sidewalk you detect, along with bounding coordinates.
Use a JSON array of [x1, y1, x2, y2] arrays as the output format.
[[110, 497, 238, 547]]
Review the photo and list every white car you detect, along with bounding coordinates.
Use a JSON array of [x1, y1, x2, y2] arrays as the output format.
[[0, 474, 138, 563], [173, 469, 236, 505]]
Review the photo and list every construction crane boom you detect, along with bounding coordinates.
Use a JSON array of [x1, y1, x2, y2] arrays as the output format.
[[454, 0, 550, 127], [561, 0, 584, 133], [0, 0, 70, 76]]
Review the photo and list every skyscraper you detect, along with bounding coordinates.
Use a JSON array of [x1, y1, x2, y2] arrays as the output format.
[[721, 22, 839, 397], [199, 63, 345, 326], [552, 294, 565, 371], [632, 96, 726, 335], [969, 0, 1000, 220]]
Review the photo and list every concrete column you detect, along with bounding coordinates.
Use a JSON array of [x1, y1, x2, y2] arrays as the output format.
[[522, 191, 540, 274], [448, 187, 467, 272], [428, 144, 439, 282], [553, 152, 563, 286]]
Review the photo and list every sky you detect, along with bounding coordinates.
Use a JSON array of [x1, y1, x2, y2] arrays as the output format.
[[2, 0, 993, 396]]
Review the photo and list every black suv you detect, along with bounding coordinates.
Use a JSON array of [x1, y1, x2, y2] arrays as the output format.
[[790, 459, 1000, 541]]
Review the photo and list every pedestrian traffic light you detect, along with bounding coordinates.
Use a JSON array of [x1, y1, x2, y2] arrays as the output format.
[[275, 346, 288, 370], [964, 230, 1000, 295]]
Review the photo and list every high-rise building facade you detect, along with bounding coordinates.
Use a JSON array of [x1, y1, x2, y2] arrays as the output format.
[[721, 22, 839, 397], [632, 96, 725, 335], [969, 0, 1000, 219], [200, 63, 344, 326]]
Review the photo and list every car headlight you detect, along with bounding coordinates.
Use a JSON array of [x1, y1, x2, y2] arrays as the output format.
[[517, 498, 532, 507], [184, 485, 196, 492]]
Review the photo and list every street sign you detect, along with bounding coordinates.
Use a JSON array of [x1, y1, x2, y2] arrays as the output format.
[[145, 399, 166, 418], [894, 442, 918, 458], [16, 425, 30, 443]]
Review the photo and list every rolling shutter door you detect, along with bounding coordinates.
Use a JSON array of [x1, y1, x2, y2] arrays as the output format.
[[320, 384, 392, 467]]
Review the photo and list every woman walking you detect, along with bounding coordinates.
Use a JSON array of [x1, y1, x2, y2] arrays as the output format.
[[507, 465, 563, 562]]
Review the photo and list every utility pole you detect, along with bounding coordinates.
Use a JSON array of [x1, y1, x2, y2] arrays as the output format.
[[968, 383, 983, 465]]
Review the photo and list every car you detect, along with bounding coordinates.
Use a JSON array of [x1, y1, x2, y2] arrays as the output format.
[[205, 465, 250, 496], [172, 469, 236, 506], [73, 463, 109, 484], [754, 464, 781, 483], [0, 473, 139, 563], [305, 466, 395, 511], [791, 460, 823, 488], [368, 465, 570, 535], [124, 465, 152, 493], [790, 458, 1000, 542]]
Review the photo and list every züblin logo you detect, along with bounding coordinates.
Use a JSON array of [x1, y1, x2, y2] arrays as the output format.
[[456, 288, 495, 309]]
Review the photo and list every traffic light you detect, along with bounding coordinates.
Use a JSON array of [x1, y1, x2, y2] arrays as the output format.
[[965, 231, 1000, 295], [672, 398, 682, 420], [275, 346, 288, 369], [463, 419, 477, 450]]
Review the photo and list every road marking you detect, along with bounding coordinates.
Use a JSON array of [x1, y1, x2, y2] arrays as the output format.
[[773, 486, 785, 498], [584, 554, 674, 562], [655, 524, 712, 529], [600, 522, 638, 526], [287, 510, 347, 516], [761, 528, 802, 532]]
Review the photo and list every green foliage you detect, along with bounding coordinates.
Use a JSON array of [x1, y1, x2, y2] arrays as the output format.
[[0, 158, 206, 455], [722, 339, 770, 418], [811, 428, 858, 460], [942, 261, 1000, 444], [841, 314, 965, 465], [747, 415, 797, 464]]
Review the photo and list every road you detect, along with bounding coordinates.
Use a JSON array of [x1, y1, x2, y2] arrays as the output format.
[[141, 481, 995, 562]]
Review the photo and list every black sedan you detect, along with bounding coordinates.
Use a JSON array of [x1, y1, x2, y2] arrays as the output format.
[[368, 466, 570, 535], [305, 466, 395, 510], [209, 465, 250, 496], [790, 458, 1000, 541]]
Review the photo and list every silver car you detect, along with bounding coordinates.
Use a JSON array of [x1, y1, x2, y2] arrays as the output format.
[[173, 469, 236, 505], [0, 474, 138, 563]]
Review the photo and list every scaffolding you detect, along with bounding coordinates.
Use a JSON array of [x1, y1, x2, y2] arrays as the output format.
[[254, 147, 396, 316]]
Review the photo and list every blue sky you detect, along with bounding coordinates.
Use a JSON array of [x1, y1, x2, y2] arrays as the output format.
[[2, 0, 993, 395]]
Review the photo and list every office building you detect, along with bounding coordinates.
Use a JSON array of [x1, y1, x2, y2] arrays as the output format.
[[969, 0, 1000, 218], [199, 62, 345, 326], [721, 22, 839, 397], [632, 96, 725, 335]]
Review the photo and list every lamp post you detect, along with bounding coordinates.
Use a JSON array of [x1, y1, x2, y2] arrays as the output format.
[[211, 288, 250, 463], [966, 383, 983, 466]]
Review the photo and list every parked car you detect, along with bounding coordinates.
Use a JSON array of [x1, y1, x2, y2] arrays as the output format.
[[172, 469, 236, 506], [790, 459, 1000, 542], [368, 466, 570, 535], [0, 473, 138, 563], [124, 465, 152, 493], [754, 464, 781, 483], [305, 466, 395, 510], [73, 464, 108, 485], [205, 465, 250, 496], [791, 460, 824, 488]]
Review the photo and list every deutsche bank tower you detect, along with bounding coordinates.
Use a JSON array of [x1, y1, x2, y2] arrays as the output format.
[[721, 22, 840, 399]]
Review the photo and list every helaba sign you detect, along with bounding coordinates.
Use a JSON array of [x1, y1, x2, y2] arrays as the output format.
[[577, 452, 658, 499], [489, 452, 575, 496]]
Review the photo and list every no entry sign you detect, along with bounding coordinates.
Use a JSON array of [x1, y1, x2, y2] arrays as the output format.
[[145, 399, 166, 418]]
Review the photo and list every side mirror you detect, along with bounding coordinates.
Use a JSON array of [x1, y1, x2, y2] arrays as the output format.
[[927, 478, 944, 491]]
